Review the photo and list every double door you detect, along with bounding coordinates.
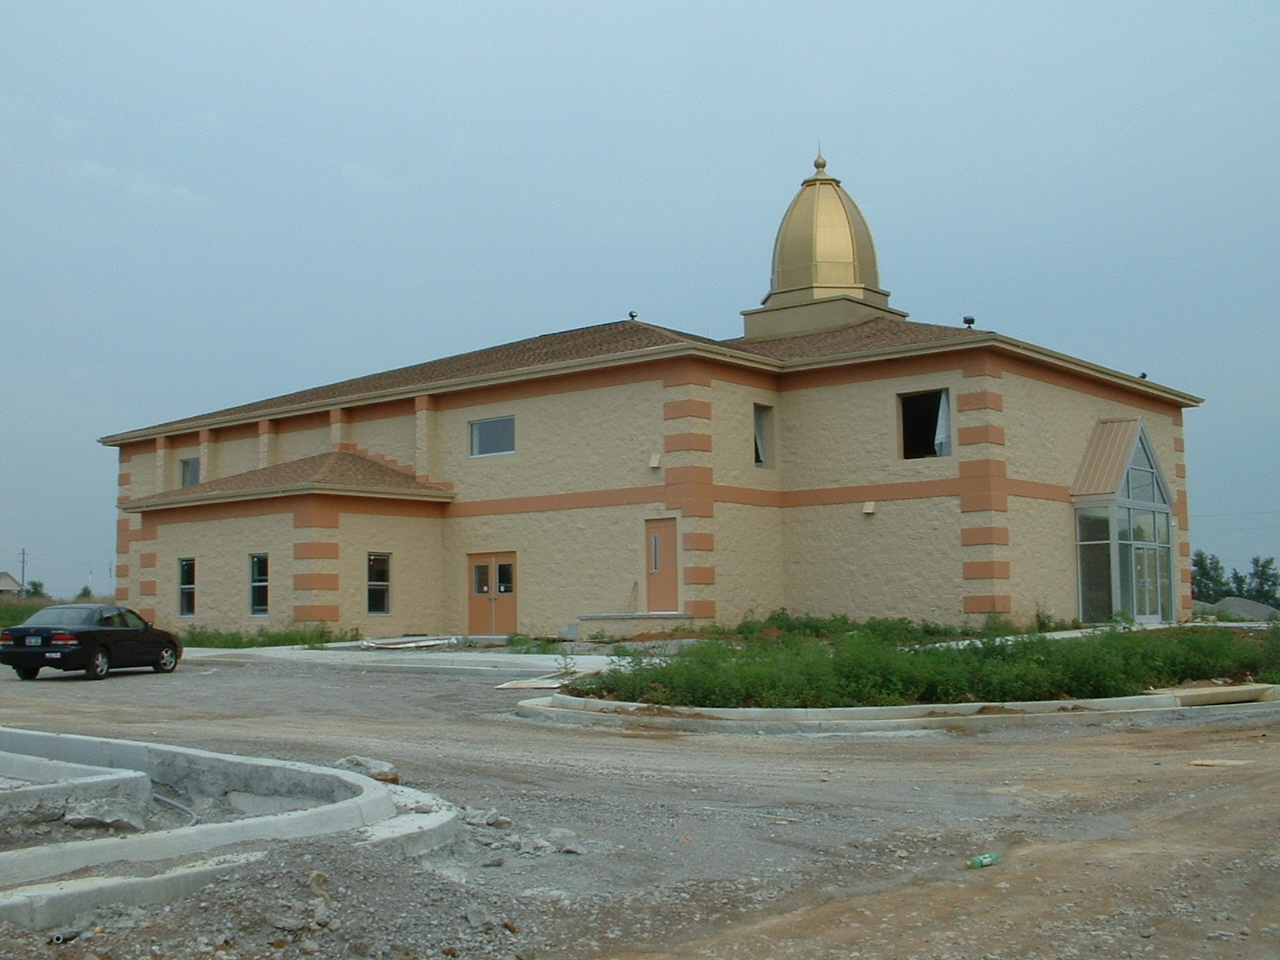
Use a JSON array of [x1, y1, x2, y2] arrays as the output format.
[[468, 552, 517, 635]]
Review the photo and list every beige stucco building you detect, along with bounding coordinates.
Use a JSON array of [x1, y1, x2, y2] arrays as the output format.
[[102, 157, 1201, 638]]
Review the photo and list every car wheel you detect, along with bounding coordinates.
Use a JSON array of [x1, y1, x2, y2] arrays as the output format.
[[14, 666, 40, 681], [85, 649, 110, 681], [154, 643, 178, 674]]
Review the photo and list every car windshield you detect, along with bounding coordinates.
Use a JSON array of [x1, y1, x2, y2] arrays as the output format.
[[21, 606, 97, 627]]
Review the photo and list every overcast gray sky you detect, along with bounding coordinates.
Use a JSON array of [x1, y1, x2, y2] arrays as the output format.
[[2, 1, 1276, 600]]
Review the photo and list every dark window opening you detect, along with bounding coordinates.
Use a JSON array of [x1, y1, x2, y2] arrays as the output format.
[[901, 389, 951, 459], [367, 553, 390, 614], [178, 558, 195, 617], [249, 553, 269, 616]]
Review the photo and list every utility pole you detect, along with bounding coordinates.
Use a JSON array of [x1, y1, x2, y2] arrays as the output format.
[[19, 548, 27, 592]]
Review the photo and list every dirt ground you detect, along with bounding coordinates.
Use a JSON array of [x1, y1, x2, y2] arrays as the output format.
[[0, 652, 1277, 960]]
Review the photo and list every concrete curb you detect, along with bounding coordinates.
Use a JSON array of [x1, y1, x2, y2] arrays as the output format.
[[0, 727, 458, 931], [516, 684, 1280, 734]]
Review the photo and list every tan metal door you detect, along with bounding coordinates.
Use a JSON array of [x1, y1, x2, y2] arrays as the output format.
[[645, 519, 678, 612], [468, 552, 517, 635]]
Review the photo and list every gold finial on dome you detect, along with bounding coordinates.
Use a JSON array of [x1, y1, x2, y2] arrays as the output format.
[[813, 152, 827, 175]]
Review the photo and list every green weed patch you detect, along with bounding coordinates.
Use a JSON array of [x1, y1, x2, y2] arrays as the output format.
[[564, 619, 1280, 709], [180, 624, 360, 649]]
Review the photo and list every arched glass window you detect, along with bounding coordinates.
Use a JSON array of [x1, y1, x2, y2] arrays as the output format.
[[1075, 428, 1174, 623]]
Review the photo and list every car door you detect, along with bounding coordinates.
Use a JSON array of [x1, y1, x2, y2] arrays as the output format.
[[95, 606, 141, 667], [120, 608, 156, 665]]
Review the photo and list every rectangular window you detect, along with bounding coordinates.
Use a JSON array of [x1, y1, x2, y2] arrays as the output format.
[[900, 389, 952, 459], [367, 553, 391, 614], [496, 561, 515, 594], [249, 553, 269, 616], [753, 404, 774, 467], [178, 558, 196, 617], [469, 416, 515, 457], [179, 457, 201, 487]]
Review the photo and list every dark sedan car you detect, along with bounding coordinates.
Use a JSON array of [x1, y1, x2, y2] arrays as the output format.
[[0, 604, 181, 680]]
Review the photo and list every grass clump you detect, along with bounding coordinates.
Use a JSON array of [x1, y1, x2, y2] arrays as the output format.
[[563, 617, 1280, 709], [506, 634, 568, 654], [181, 624, 360, 649]]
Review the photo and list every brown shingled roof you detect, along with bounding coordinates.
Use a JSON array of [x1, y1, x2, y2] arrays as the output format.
[[130, 320, 722, 435], [123, 451, 453, 511], [725, 316, 983, 361], [109, 316, 992, 441]]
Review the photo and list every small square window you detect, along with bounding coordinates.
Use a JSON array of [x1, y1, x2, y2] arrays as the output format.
[[367, 553, 391, 615], [470, 416, 515, 457], [900, 389, 952, 459], [179, 458, 201, 487]]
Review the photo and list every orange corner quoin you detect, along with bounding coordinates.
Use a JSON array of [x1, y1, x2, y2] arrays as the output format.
[[96, 155, 1201, 635]]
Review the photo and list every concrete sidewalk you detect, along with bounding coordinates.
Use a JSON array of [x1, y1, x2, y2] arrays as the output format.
[[181, 643, 617, 678]]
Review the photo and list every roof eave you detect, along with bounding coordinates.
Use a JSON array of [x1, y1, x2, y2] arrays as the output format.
[[121, 483, 456, 513], [777, 332, 1202, 407], [100, 340, 783, 446]]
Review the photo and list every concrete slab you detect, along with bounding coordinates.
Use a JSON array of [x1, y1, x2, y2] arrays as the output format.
[[0, 727, 458, 930]]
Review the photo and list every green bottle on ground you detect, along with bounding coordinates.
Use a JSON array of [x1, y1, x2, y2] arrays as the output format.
[[967, 853, 1000, 869]]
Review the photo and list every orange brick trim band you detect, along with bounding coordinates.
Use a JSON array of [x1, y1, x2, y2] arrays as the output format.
[[1173, 437, 1185, 453], [963, 594, 1012, 614], [115, 563, 131, 578], [139, 580, 157, 596], [118, 472, 132, 486], [961, 526, 1011, 546], [115, 588, 130, 601], [140, 553, 158, 568], [294, 541, 341, 560], [683, 532, 715, 551], [963, 561, 1011, 580], [294, 604, 340, 622], [961, 492, 1008, 513], [663, 432, 713, 453], [683, 566, 716, 585], [684, 600, 716, 618], [294, 573, 340, 591], [958, 425, 1006, 446], [664, 399, 713, 420], [956, 390, 1005, 412]]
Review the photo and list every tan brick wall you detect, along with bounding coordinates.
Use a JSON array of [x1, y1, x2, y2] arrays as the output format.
[[434, 380, 669, 502], [438, 505, 668, 637], [708, 503, 785, 623], [321, 512, 440, 638], [350, 415, 416, 471], [706, 382, 784, 492], [277, 426, 330, 463], [1004, 496, 1077, 626], [135, 511, 299, 632], [781, 496, 969, 624], [780, 372, 965, 490], [211, 434, 259, 481]]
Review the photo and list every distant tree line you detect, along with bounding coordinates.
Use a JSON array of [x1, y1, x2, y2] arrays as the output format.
[[1192, 551, 1279, 608]]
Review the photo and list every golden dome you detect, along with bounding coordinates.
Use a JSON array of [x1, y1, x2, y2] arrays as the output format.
[[765, 154, 881, 307], [742, 155, 903, 341]]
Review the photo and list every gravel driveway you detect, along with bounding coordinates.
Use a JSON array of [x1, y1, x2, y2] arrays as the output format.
[[0, 648, 1277, 959]]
